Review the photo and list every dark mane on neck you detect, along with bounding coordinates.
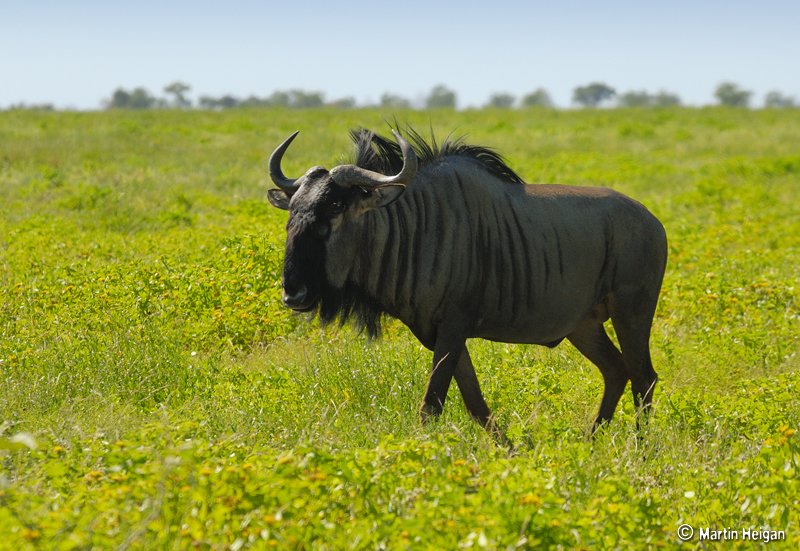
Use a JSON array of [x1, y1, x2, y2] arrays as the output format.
[[349, 125, 525, 185], [316, 125, 523, 338]]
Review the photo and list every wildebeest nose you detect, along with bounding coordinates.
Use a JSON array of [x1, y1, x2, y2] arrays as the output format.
[[282, 284, 308, 308]]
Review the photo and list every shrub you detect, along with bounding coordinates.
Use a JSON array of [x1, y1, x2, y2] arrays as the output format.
[[380, 93, 412, 109], [714, 82, 752, 107], [486, 92, 516, 109], [618, 90, 652, 107], [164, 81, 192, 108], [653, 90, 681, 106], [765, 91, 796, 108], [426, 85, 457, 109], [521, 88, 554, 108], [572, 82, 616, 107], [107, 87, 159, 110], [618, 90, 682, 107]]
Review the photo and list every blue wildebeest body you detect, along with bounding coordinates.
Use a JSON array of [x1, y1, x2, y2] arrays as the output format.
[[267, 128, 667, 446]]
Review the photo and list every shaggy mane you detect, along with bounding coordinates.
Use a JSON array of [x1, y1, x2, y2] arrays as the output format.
[[318, 280, 386, 339], [316, 126, 524, 338], [348, 125, 525, 185]]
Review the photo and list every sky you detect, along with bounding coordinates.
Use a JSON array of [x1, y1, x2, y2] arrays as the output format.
[[1, 0, 799, 110]]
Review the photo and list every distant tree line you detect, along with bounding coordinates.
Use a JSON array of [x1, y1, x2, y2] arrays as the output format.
[[3, 102, 55, 111], [198, 89, 353, 110], [108, 87, 166, 109], [4, 80, 796, 112], [93, 81, 800, 112], [102, 83, 554, 111], [567, 81, 795, 109]]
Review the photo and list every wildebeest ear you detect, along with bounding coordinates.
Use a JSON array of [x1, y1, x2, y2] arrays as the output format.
[[267, 189, 291, 210], [359, 184, 406, 210]]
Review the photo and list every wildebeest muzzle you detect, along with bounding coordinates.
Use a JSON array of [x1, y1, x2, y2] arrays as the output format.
[[281, 282, 313, 311]]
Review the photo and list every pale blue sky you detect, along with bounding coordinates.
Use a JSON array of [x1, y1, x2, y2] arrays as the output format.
[[1, 0, 798, 109]]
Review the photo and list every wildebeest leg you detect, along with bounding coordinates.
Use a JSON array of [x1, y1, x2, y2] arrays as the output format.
[[566, 317, 629, 432], [419, 327, 467, 424], [608, 293, 659, 426], [453, 346, 513, 448]]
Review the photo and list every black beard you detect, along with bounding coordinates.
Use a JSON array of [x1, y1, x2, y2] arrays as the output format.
[[317, 279, 387, 339]]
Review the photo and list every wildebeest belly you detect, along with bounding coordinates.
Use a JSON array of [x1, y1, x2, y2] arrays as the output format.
[[470, 291, 600, 345]]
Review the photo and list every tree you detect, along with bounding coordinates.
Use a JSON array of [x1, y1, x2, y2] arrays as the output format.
[[238, 95, 270, 108], [618, 90, 681, 108], [232, 90, 326, 109], [521, 88, 554, 108], [328, 97, 356, 109], [6, 102, 54, 111], [764, 91, 796, 108], [109, 88, 131, 109], [572, 82, 615, 107], [164, 81, 191, 108], [129, 88, 158, 109], [108, 87, 157, 109], [426, 85, 456, 109], [380, 93, 411, 109], [653, 90, 681, 107], [288, 90, 324, 109], [618, 90, 651, 107], [265, 91, 290, 108], [714, 82, 752, 107], [199, 95, 240, 109], [486, 92, 515, 109], [218, 95, 239, 109]]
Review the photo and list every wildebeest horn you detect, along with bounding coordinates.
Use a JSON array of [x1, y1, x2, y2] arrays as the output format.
[[330, 130, 417, 188], [269, 130, 303, 192]]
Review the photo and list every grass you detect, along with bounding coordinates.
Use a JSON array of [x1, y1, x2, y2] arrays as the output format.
[[1, 106, 799, 549]]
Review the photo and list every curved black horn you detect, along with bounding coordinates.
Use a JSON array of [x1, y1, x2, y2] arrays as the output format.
[[329, 130, 417, 188], [269, 131, 302, 192]]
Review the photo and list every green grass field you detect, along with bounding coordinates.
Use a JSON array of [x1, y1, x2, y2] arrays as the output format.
[[1, 107, 799, 549]]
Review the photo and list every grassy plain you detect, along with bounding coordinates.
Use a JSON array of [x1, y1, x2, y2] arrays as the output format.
[[1, 107, 799, 549]]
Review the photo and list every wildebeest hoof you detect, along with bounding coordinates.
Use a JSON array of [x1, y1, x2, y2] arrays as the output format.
[[419, 404, 441, 425]]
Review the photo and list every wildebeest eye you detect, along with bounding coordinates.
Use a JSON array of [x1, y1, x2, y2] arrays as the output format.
[[329, 200, 344, 215]]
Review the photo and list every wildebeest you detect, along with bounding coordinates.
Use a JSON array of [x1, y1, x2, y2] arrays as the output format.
[[267, 127, 667, 446]]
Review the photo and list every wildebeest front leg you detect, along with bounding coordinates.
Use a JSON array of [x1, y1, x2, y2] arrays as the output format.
[[453, 346, 513, 448], [419, 328, 467, 424]]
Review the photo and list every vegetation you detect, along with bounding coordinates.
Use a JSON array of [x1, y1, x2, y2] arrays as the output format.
[[521, 89, 554, 108], [379, 93, 412, 110], [425, 85, 457, 109], [1, 103, 54, 112], [44, 82, 794, 112], [572, 82, 616, 107], [714, 82, 753, 108], [1, 107, 799, 549], [164, 82, 192, 110], [765, 91, 796, 109], [198, 90, 329, 110], [618, 90, 681, 107], [486, 93, 516, 109], [107, 87, 163, 110]]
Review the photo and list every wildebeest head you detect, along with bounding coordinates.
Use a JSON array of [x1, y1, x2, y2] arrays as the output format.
[[267, 130, 417, 312]]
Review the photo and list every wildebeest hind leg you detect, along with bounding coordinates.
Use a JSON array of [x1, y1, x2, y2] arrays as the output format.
[[566, 318, 629, 432], [453, 346, 513, 448], [608, 294, 659, 426]]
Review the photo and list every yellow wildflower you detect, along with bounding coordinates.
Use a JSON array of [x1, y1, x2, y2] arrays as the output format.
[[518, 493, 543, 506]]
